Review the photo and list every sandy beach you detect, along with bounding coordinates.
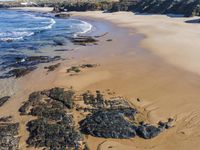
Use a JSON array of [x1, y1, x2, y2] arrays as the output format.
[[1, 8, 200, 150]]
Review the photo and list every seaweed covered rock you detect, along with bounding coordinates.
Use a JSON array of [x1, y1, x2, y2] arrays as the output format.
[[47, 87, 75, 109], [0, 96, 10, 107], [136, 124, 162, 139], [79, 90, 174, 139], [0, 122, 20, 150], [44, 63, 60, 72], [80, 109, 137, 138], [0, 55, 61, 78], [67, 66, 81, 73], [0, 67, 36, 78], [27, 118, 82, 150], [19, 91, 43, 115], [71, 36, 98, 46], [19, 88, 83, 150]]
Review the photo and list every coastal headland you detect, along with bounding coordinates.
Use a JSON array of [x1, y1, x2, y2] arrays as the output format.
[[1, 5, 200, 150]]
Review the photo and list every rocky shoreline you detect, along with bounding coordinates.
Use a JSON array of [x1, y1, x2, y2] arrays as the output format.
[[16, 88, 173, 149], [2, 0, 200, 17]]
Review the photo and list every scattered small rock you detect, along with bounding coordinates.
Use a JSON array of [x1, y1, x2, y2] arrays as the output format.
[[67, 66, 81, 73], [54, 49, 73, 52], [0, 116, 12, 122], [0, 67, 36, 79], [0, 96, 11, 107], [44, 63, 60, 72], [71, 36, 98, 46], [106, 39, 112, 42], [0, 55, 61, 78], [80, 64, 97, 68]]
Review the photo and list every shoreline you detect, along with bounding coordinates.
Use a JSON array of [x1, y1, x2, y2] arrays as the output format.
[[1, 8, 200, 150]]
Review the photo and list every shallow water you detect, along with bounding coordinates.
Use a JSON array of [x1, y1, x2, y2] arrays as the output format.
[[0, 9, 92, 52], [0, 9, 92, 70]]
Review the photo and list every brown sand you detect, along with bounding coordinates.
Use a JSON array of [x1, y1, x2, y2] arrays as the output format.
[[0, 9, 200, 150]]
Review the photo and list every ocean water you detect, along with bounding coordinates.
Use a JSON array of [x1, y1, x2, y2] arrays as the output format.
[[0, 9, 92, 75], [0, 10, 92, 51]]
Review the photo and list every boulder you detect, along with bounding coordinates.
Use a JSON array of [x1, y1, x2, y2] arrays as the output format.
[[80, 109, 137, 138], [136, 125, 162, 139]]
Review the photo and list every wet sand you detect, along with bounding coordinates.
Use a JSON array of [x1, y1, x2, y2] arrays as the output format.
[[1, 9, 200, 150]]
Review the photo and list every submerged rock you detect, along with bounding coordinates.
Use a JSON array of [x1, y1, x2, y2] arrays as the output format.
[[0, 96, 10, 107], [80, 109, 137, 138], [0, 55, 61, 78], [0, 67, 36, 79]]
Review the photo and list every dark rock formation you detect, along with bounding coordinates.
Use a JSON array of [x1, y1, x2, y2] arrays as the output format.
[[54, 49, 73, 52], [67, 64, 97, 74], [0, 96, 10, 107], [67, 66, 81, 73], [53, 38, 66, 46], [53, 0, 200, 17], [47, 87, 75, 109], [80, 64, 97, 68], [0, 121, 20, 150], [71, 36, 98, 46], [80, 109, 137, 138], [133, 0, 200, 17], [0, 116, 12, 122], [0, 55, 61, 78], [19, 88, 82, 150], [44, 63, 60, 72], [0, 67, 36, 79], [136, 124, 162, 139], [55, 12, 71, 18], [26, 118, 82, 150]]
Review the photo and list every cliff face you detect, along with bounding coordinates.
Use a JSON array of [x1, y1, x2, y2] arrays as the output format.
[[1, 0, 200, 17], [133, 0, 200, 17], [53, 0, 200, 17]]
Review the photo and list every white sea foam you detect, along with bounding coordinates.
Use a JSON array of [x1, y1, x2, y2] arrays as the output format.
[[0, 31, 34, 42], [69, 19, 93, 37], [0, 12, 56, 42]]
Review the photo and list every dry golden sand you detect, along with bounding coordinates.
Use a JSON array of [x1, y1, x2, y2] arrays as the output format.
[[1, 9, 200, 150]]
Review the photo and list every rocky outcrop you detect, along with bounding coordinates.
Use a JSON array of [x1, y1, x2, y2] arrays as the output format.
[[71, 36, 98, 46], [53, 0, 200, 17], [19, 88, 174, 149], [80, 109, 137, 138], [0, 55, 61, 79], [133, 0, 200, 17], [19, 88, 83, 150], [44, 63, 60, 72], [79, 91, 173, 139], [0, 117, 20, 150]]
